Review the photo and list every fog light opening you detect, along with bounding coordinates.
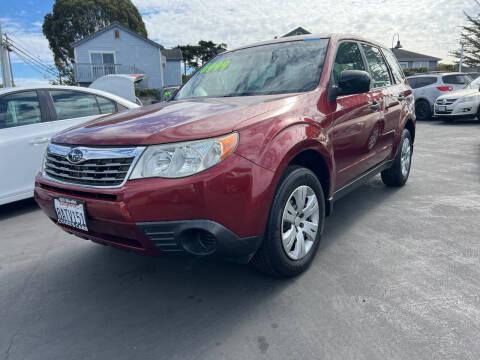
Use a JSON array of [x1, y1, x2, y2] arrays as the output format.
[[179, 229, 217, 256]]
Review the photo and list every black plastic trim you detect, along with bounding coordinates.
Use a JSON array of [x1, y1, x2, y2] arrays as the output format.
[[137, 220, 263, 261], [332, 159, 393, 203]]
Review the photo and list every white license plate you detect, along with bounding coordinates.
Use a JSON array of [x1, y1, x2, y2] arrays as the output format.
[[438, 105, 446, 112], [54, 197, 88, 231]]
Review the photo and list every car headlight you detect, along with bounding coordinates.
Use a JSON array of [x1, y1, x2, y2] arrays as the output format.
[[459, 95, 477, 103], [130, 132, 239, 179]]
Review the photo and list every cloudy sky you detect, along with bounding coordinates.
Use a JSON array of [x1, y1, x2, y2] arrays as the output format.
[[1, 0, 478, 85]]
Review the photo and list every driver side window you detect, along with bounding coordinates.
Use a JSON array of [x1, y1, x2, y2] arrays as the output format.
[[332, 42, 366, 86]]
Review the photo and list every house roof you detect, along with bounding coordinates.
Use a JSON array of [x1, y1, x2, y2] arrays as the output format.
[[281, 27, 311, 38], [72, 22, 162, 49], [162, 48, 183, 60], [72, 22, 182, 61], [391, 48, 441, 62]]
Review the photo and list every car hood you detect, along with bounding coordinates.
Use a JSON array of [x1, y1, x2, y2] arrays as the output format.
[[437, 88, 478, 100], [52, 94, 299, 146]]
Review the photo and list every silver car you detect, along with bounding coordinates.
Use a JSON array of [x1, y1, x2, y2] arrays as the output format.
[[407, 73, 472, 120], [434, 76, 480, 121]]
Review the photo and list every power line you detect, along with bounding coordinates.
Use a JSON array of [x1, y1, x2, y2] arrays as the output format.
[[5, 36, 58, 77], [7, 34, 57, 73]]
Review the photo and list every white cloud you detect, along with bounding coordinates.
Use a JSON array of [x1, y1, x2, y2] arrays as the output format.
[[133, 0, 480, 63], [12, 77, 54, 87], [0, 17, 54, 65]]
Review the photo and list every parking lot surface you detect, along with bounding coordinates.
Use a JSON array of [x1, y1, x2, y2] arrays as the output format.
[[1, 120, 480, 360]]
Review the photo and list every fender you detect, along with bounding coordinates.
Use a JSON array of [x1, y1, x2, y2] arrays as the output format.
[[392, 91, 416, 158], [236, 121, 334, 200]]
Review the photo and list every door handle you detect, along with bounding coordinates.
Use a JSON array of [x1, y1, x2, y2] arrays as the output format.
[[369, 101, 380, 110], [30, 137, 50, 145]]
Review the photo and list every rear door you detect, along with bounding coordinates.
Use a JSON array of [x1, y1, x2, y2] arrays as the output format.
[[356, 43, 394, 172], [329, 41, 382, 189], [382, 48, 411, 146], [0, 90, 49, 204]]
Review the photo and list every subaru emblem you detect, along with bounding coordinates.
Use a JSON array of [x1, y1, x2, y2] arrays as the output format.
[[67, 148, 84, 164]]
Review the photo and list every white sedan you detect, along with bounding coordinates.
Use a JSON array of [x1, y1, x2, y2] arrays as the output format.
[[434, 76, 480, 120], [0, 85, 139, 205]]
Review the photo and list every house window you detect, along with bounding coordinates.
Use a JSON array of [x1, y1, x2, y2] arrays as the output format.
[[412, 61, 429, 68], [114, 29, 120, 39], [399, 62, 409, 69]]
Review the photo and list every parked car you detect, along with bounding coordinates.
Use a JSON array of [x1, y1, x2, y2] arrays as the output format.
[[434, 75, 480, 121], [0, 85, 139, 205], [34, 34, 415, 276], [407, 72, 472, 120], [89, 74, 145, 105]]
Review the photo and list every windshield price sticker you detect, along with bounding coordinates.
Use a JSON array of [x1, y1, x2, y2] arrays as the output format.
[[200, 60, 231, 74]]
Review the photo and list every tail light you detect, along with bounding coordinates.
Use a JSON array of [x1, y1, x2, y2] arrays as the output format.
[[437, 86, 453, 91]]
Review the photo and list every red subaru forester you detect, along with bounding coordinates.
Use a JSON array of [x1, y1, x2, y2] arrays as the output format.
[[35, 34, 415, 276]]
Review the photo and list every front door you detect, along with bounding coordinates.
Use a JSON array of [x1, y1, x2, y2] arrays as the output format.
[[329, 41, 384, 189]]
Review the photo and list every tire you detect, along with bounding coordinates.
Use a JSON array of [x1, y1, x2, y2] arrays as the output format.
[[250, 166, 325, 277], [381, 129, 413, 187], [415, 100, 431, 121]]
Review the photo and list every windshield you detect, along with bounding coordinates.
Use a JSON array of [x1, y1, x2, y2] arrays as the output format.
[[465, 76, 480, 89], [175, 39, 329, 100]]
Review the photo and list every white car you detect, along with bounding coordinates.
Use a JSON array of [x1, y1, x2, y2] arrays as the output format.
[[0, 85, 140, 205], [434, 76, 480, 121]]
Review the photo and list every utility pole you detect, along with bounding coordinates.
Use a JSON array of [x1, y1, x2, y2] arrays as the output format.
[[0, 19, 14, 87], [459, 42, 464, 72]]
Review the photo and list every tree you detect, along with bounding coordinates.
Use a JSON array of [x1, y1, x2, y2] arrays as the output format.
[[43, 0, 146, 84], [176, 41, 227, 75], [452, 2, 480, 67]]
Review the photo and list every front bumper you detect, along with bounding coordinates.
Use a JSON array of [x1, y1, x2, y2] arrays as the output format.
[[34, 153, 274, 259], [434, 101, 478, 117]]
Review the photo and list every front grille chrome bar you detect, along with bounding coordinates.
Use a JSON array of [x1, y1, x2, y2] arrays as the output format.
[[42, 143, 145, 189]]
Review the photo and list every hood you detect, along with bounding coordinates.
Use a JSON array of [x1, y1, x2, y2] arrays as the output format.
[[437, 88, 479, 100], [52, 94, 299, 146]]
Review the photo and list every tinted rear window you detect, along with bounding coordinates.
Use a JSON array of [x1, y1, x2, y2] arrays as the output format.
[[442, 74, 471, 85], [408, 77, 436, 89]]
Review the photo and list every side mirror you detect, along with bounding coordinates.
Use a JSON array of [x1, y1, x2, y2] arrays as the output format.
[[330, 70, 372, 99]]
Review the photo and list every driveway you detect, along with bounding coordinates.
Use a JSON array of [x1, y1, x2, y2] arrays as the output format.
[[1, 119, 480, 360]]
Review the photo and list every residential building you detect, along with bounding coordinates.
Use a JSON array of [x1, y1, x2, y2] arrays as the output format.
[[391, 48, 441, 70], [72, 22, 182, 89], [281, 27, 311, 38]]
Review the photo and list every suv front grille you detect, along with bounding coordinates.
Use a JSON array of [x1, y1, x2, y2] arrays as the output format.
[[44, 144, 144, 188], [436, 98, 457, 105]]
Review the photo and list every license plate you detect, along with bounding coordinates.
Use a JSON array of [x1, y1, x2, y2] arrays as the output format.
[[53, 197, 88, 231], [438, 105, 446, 112]]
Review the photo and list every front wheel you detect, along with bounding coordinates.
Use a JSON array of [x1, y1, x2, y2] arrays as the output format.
[[381, 129, 413, 187], [251, 166, 325, 277]]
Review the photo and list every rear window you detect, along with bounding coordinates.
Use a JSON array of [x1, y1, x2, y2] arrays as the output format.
[[442, 74, 471, 85], [407, 77, 436, 89]]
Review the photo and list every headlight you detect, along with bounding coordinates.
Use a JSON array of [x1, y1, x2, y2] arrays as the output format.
[[130, 132, 238, 179], [459, 95, 477, 103]]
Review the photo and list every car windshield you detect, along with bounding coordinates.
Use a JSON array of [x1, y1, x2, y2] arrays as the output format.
[[175, 39, 329, 100], [465, 76, 480, 89]]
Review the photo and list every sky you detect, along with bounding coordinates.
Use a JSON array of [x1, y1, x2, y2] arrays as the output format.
[[1, 0, 479, 86]]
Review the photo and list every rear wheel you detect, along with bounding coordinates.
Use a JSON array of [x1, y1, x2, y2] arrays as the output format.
[[415, 100, 431, 121], [381, 129, 413, 187], [251, 166, 325, 277]]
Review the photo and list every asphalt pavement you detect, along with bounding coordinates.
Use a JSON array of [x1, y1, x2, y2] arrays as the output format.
[[1, 119, 480, 360]]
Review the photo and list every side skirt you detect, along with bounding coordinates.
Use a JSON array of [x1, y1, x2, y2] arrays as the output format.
[[326, 159, 393, 216]]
